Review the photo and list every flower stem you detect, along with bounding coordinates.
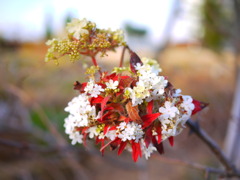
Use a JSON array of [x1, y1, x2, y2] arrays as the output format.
[[91, 56, 98, 67], [119, 46, 127, 67], [91, 56, 102, 75]]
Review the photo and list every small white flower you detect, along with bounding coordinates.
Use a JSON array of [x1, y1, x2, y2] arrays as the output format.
[[141, 57, 162, 74], [140, 140, 156, 159], [87, 126, 99, 139], [98, 132, 105, 139], [159, 101, 179, 120], [84, 79, 104, 97], [118, 122, 127, 130], [106, 130, 117, 141], [181, 95, 195, 113], [106, 80, 119, 89], [117, 122, 144, 142], [66, 18, 89, 39], [151, 76, 168, 97], [69, 131, 83, 145], [173, 89, 182, 97]]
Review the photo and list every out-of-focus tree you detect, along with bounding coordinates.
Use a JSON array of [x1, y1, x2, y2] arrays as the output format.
[[201, 0, 230, 51], [64, 13, 73, 26], [201, 0, 240, 169], [45, 12, 54, 40], [124, 22, 147, 37]]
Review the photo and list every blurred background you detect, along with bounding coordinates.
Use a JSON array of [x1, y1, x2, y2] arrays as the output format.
[[0, 0, 239, 179]]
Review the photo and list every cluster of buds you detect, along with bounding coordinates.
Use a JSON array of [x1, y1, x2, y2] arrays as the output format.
[[46, 18, 206, 162], [45, 18, 125, 64]]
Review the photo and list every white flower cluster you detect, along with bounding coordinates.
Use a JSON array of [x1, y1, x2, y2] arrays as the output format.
[[158, 95, 195, 140], [117, 122, 144, 142], [64, 94, 99, 145], [85, 122, 144, 143], [126, 59, 168, 106]]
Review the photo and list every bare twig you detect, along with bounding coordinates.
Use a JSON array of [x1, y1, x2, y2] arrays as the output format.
[[153, 155, 240, 178], [186, 119, 238, 174]]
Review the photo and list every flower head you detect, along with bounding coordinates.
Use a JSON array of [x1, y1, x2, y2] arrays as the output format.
[[55, 19, 207, 162]]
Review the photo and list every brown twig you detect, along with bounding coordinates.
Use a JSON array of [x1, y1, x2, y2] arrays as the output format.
[[186, 119, 238, 174], [153, 155, 240, 178]]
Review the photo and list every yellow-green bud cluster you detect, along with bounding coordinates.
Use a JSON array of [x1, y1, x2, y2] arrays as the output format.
[[45, 39, 81, 64], [96, 124, 105, 133], [112, 67, 131, 74], [85, 66, 100, 76], [45, 18, 126, 65]]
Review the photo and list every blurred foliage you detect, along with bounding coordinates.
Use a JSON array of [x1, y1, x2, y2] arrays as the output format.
[[201, 0, 232, 51], [45, 21, 53, 40], [64, 13, 73, 26], [124, 23, 147, 37]]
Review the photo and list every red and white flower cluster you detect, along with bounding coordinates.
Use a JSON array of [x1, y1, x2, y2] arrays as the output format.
[[64, 53, 205, 162]]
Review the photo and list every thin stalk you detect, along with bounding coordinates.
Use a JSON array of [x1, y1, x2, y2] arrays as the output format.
[[119, 46, 127, 67], [91, 56, 98, 67], [186, 119, 237, 173], [91, 56, 102, 75]]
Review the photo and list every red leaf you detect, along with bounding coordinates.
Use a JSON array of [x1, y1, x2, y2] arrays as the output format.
[[156, 126, 162, 144], [144, 127, 153, 148], [109, 126, 117, 131], [130, 52, 143, 73], [91, 96, 104, 104], [131, 141, 142, 162], [101, 139, 105, 156], [102, 73, 117, 82], [118, 141, 127, 155], [119, 76, 134, 89], [168, 136, 174, 146], [118, 115, 128, 122], [101, 96, 110, 120], [110, 138, 122, 150], [126, 101, 142, 123], [192, 99, 208, 115], [110, 138, 121, 151], [105, 103, 125, 114], [103, 125, 109, 135], [142, 113, 161, 129], [96, 137, 104, 145], [152, 137, 164, 154], [83, 132, 88, 147], [73, 81, 87, 93], [100, 139, 116, 152], [147, 100, 154, 114], [124, 117, 131, 123]]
